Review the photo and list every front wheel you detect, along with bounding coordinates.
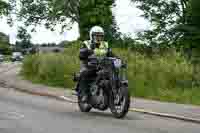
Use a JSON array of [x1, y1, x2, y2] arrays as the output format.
[[109, 85, 130, 118]]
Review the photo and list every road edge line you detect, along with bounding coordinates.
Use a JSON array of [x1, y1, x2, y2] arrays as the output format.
[[129, 108, 200, 124]]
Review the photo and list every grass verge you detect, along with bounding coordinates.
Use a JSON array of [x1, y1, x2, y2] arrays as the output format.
[[21, 43, 200, 105]]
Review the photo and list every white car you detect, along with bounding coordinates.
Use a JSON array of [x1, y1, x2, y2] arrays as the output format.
[[11, 52, 24, 62]]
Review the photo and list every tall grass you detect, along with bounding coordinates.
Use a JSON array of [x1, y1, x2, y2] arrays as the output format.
[[21, 45, 80, 88], [21, 43, 200, 105], [112, 48, 200, 105]]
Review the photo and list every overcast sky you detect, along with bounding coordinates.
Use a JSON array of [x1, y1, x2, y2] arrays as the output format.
[[0, 0, 150, 44]]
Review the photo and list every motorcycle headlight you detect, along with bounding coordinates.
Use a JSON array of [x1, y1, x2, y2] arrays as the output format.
[[114, 59, 122, 68]]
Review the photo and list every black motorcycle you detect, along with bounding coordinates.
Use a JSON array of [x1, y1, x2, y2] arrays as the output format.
[[73, 55, 130, 118]]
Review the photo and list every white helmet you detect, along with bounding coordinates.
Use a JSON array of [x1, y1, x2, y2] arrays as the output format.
[[89, 26, 104, 43]]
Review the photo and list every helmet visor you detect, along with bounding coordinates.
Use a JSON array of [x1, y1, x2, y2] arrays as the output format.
[[93, 32, 104, 43]]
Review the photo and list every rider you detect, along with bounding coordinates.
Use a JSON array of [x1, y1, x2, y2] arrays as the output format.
[[77, 26, 112, 101]]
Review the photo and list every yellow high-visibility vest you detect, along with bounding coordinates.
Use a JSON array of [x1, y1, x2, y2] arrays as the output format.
[[83, 40, 108, 56]]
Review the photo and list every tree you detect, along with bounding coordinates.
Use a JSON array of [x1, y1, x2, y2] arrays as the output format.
[[9, 0, 119, 42], [186, 0, 200, 46], [16, 27, 32, 49], [131, 0, 189, 47], [171, 0, 200, 55], [0, 32, 11, 54], [0, 0, 9, 16], [79, 0, 118, 42]]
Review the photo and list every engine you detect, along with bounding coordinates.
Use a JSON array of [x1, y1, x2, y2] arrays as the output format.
[[90, 83, 108, 110]]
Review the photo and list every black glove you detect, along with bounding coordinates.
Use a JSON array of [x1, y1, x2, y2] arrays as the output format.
[[90, 42, 96, 50], [107, 48, 114, 57], [88, 49, 94, 55]]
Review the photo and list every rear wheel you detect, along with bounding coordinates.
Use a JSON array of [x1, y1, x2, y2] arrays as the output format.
[[78, 95, 92, 112], [77, 81, 92, 112], [109, 85, 130, 118], [76, 77, 92, 112]]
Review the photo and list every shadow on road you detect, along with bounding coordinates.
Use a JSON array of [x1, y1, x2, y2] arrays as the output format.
[[59, 109, 141, 121]]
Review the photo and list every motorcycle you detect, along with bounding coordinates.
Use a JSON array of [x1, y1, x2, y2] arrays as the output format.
[[73, 54, 130, 118]]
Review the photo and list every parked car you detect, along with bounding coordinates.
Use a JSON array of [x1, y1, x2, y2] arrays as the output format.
[[11, 52, 24, 62], [0, 54, 4, 62]]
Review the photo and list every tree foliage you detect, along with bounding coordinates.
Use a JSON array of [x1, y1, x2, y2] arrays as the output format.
[[0, 32, 11, 54], [0, 0, 9, 16], [185, 0, 200, 48], [79, 0, 119, 42], [188, 0, 200, 30], [9, 0, 119, 42], [16, 26, 32, 49], [131, 0, 189, 47], [14, 0, 79, 31]]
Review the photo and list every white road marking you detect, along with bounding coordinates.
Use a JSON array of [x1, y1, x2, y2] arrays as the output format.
[[60, 96, 73, 101], [7, 112, 25, 119], [59, 96, 76, 103]]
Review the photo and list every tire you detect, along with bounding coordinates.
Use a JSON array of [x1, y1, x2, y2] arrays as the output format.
[[78, 95, 92, 112], [76, 79, 92, 112], [110, 85, 130, 118]]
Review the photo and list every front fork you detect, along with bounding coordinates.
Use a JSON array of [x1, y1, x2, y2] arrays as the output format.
[[111, 68, 128, 105]]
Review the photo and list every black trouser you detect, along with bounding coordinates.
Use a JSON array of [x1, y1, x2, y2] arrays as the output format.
[[78, 62, 96, 96]]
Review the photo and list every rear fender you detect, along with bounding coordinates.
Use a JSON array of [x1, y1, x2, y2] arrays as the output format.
[[120, 80, 128, 87], [73, 73, 80, 82]]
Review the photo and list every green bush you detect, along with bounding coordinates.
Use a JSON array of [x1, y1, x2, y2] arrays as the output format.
[[21, 44, 80, 88], [21, 43, 200, 105], [0, 43, 12, 55]]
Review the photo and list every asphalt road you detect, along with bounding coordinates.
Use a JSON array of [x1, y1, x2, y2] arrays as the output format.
[[0, 87, 200, 133], [0, 62, 20, 73]]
